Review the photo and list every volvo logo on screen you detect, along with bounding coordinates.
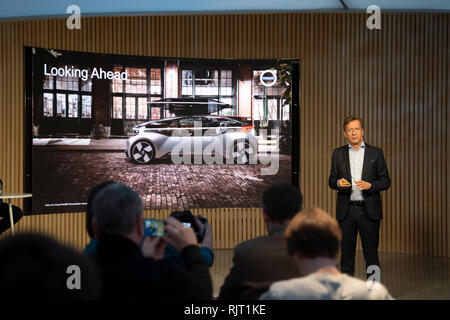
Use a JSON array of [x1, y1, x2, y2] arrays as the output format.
[[259, 70, 277, 87]]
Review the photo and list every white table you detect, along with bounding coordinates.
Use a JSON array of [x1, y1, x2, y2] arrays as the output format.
[[0, 193, 32, 235]]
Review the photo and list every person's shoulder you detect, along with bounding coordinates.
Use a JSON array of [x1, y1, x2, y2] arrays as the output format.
[[141, 256, 183, 274], [340, 274, 393, 300], [333, 145, 348, 153], [365, 144, 387, 160], [142, 257, 196, 285], [235, 234, 275, 253], [367, 285, 394, 300], [365, 143, 383, 153], [261, 276, 316, 300]]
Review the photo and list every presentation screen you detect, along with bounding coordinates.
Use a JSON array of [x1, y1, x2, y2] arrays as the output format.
[[24, 47, 300, 214]]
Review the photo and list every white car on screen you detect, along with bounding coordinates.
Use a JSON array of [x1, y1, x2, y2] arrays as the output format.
[[125, 115, 257, 164]]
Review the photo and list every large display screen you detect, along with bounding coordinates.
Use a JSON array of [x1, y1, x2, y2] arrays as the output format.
[[24, 47, 299, 214]]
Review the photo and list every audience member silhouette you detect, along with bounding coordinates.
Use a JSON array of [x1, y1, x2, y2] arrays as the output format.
[[219, 182, 302, 299], [260, 207, 393, 300], [0, 233, 101, 299], [84, 180, 119, 254]]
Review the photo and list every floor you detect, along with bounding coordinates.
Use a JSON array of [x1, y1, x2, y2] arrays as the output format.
[[210, 249, 450, 300]]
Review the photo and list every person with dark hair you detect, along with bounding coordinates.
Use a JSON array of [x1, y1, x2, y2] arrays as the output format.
[[219, 182, 302, 300], [329, 115, 390, 278], [86, 180, 118, 240], [0, 233, 101, 299], [83, 180, 118, 254], [0, 179, 24, 236], [91, 183, 212, 299], [260, 208, 393, 300]]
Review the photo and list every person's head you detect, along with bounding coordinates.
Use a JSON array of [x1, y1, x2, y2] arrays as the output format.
[[86, 180, 118, 239], [261, 182, 303, 229], [92, 183, 144, 244], [286, 208, 342, 275], [343, 115, 364, 146], [0, 233, 101, 299]]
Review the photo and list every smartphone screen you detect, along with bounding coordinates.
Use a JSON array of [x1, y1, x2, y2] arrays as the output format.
[[182, 222, 191, 228], [144, 218, 167, 237]]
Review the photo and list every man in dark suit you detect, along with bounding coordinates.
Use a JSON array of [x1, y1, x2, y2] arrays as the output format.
[[219, 182, 302, 300], [329, 115, 390, 278], [91, 182, 212, 299], [0, 179, 24, 236]]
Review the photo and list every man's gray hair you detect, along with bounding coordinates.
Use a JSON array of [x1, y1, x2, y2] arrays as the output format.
[[92, 183, 143, 236]]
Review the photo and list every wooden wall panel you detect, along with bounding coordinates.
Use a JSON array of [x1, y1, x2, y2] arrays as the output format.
[[0, 13, 448, 256]]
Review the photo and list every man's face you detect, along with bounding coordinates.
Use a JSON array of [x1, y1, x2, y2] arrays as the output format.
[[344, 120, 364, 146]]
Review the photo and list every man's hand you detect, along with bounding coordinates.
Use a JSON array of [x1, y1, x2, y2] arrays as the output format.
[[338, 178, 352, 188], [164, 216, 198, 251], [141, 236, 166, 260], [194, 215, 213, 249], [354, 180, 371, 191]]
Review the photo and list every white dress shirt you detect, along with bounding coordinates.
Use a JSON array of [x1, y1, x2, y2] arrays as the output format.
[[349, 141, 365, 201]]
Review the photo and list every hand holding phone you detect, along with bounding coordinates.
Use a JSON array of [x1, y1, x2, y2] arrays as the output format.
[[164, 216, 198, 251], [141, 235, 166, 260]]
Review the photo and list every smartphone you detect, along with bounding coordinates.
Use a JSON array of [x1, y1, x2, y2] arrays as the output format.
[[143, 218, 167, 237]]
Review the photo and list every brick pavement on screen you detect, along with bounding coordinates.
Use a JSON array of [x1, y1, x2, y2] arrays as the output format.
[[32, 151, 291, 213]]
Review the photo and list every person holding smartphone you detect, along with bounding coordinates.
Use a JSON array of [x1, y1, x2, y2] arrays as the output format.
[[84, 183, 213, 267], [91, 183, 212, 299]]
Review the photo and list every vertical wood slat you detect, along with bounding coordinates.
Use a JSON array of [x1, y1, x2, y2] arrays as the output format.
[[442, 14, 446, 257], [0, 13, 448, 255]]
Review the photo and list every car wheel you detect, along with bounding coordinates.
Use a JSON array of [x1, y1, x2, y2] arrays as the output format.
[[231, 140, 255, 164], [131, 140, 155, 164]]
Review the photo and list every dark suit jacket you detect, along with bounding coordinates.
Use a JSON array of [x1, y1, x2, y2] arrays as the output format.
[[93, 234, 212, 299], [329, 143, 391, 221], [218, 225, 299, 300]]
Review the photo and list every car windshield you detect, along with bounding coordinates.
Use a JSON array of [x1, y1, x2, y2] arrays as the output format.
[[142, 115, 244, 129], [145, 118, 180, 128], [216, 118, 242, 127]]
